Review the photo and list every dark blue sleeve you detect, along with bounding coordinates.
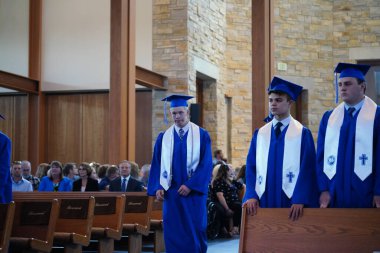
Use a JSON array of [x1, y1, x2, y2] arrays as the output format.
[[0, 132, 12, 203], [185, 129, 213, 195], [38, 177, 46, 191], [316, 111, 332, 193], [292, 127, 319, 207], [147, 132, 164, 196], [243, 129, 259, 202], [61, 178, 73, 192]]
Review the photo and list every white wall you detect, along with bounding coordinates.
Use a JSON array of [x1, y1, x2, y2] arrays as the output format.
[[0, 0, 29, 77], [0, 0, 153, 91], [136, 0, 152, 70], [41, 0, 110, 91]]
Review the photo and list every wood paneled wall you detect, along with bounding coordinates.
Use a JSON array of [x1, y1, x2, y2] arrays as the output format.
[[0, 95, 28, 161], [135, 90, 152, 167], [1, 91, 154, 168], [45, 93, 109, 164]]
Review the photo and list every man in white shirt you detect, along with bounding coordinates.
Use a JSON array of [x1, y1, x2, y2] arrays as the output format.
[[11, 161, 33, 192]]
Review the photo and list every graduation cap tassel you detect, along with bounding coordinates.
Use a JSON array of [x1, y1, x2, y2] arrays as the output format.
[[334, 72, 339, 104], [163, 100, 168, 125]]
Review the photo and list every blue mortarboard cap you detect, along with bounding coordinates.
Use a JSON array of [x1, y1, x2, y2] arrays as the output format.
[[161, 94, 193, 108], [333, 62, 371, 103], [267, 76, 303, 101], [335, 62, 370, 81], [161, 94, 193, 124]]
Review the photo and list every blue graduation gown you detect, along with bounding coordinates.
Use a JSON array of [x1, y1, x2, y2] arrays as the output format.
[[147, 126, 213, 253], [244, 125, 318, 207], [0, 131, 12, 203], [316, 107, 380, 207]]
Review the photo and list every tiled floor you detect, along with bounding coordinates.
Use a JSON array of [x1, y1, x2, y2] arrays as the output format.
[[207, 236, 240, 253]]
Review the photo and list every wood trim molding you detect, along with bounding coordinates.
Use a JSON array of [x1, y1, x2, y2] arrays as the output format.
[[136, 66, 167, 90], [0, 71, 38, 94], [29, 0, 42, 80], [28, 0, 44, 169], [109, 0, 136, 164], [251, 0, 273, 131]]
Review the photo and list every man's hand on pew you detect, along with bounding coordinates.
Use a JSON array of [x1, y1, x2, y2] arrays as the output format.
[[289, 204, 303, 221], [243, 198, 259, 216], [319, 191, 331, 208], [373, 195, 380, 208], [156, 190, 165, 201]]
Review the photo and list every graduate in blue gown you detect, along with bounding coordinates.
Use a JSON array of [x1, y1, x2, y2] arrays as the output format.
[[147, 94, 213, 253], [317, 63, 380, 208], [243, 77, 318, 220], [0, 114, 12, 203]]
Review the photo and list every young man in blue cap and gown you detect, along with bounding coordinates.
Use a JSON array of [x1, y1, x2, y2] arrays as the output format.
[[317, 63, 380, 208], [147, 94, 213, 253], [243, 77, 318, 220], [0, 114, 12, 203]]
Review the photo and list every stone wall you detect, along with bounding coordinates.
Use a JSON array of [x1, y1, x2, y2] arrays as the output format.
[[225, 0, 252, 167], [273, 0, 334, 136], [187, 0, 252, 168], [152, 0, 380, 167], [153, 0, 252, 168], [152, 0, 189, 142], [274, 0, 380, 139]]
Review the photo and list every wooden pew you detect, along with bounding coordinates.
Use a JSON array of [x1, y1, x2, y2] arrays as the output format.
[[13, 192, 95, 253], [55, 192, 126, 253], [149, 199, 165, 253], [10, 199, 60, 253], [122, 192, 153, 253], [0, 201, 15, 253], [239, 207, 380, 253]]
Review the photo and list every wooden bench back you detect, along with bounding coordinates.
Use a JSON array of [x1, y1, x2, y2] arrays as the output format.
[[11, 199, 59, 250], [150, 199, 163, 220], [0, 202, 15, 253], [13, 192, 95, 238], [47, 192, 126, 233], [239, 207, 380, 253], [123, 192, 152, 228]]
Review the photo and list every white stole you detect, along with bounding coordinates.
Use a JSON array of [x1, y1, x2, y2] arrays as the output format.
[[160, 122, 200, 190], [256, 116, 303, 199], [323, 96, 376, 181]]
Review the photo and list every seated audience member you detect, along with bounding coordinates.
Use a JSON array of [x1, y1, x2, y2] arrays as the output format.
[[99, 165, 119, 191], [63, 163, 77, 182], [212, 149, 227, 166], [73, 162, 99, 192], [11, 161, 33, 192], [97, 164, 108, 182], [35, 163, 50, 179], [139, 164, 151, 187], [212, 164, 243, 236], [109, 160, 143, 192], [21, 160, 40, 190], [129, 161, 140, 179], [39, 161, 72, 192], [236, 165, 246, 184], [89, 162, 100, 180]]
